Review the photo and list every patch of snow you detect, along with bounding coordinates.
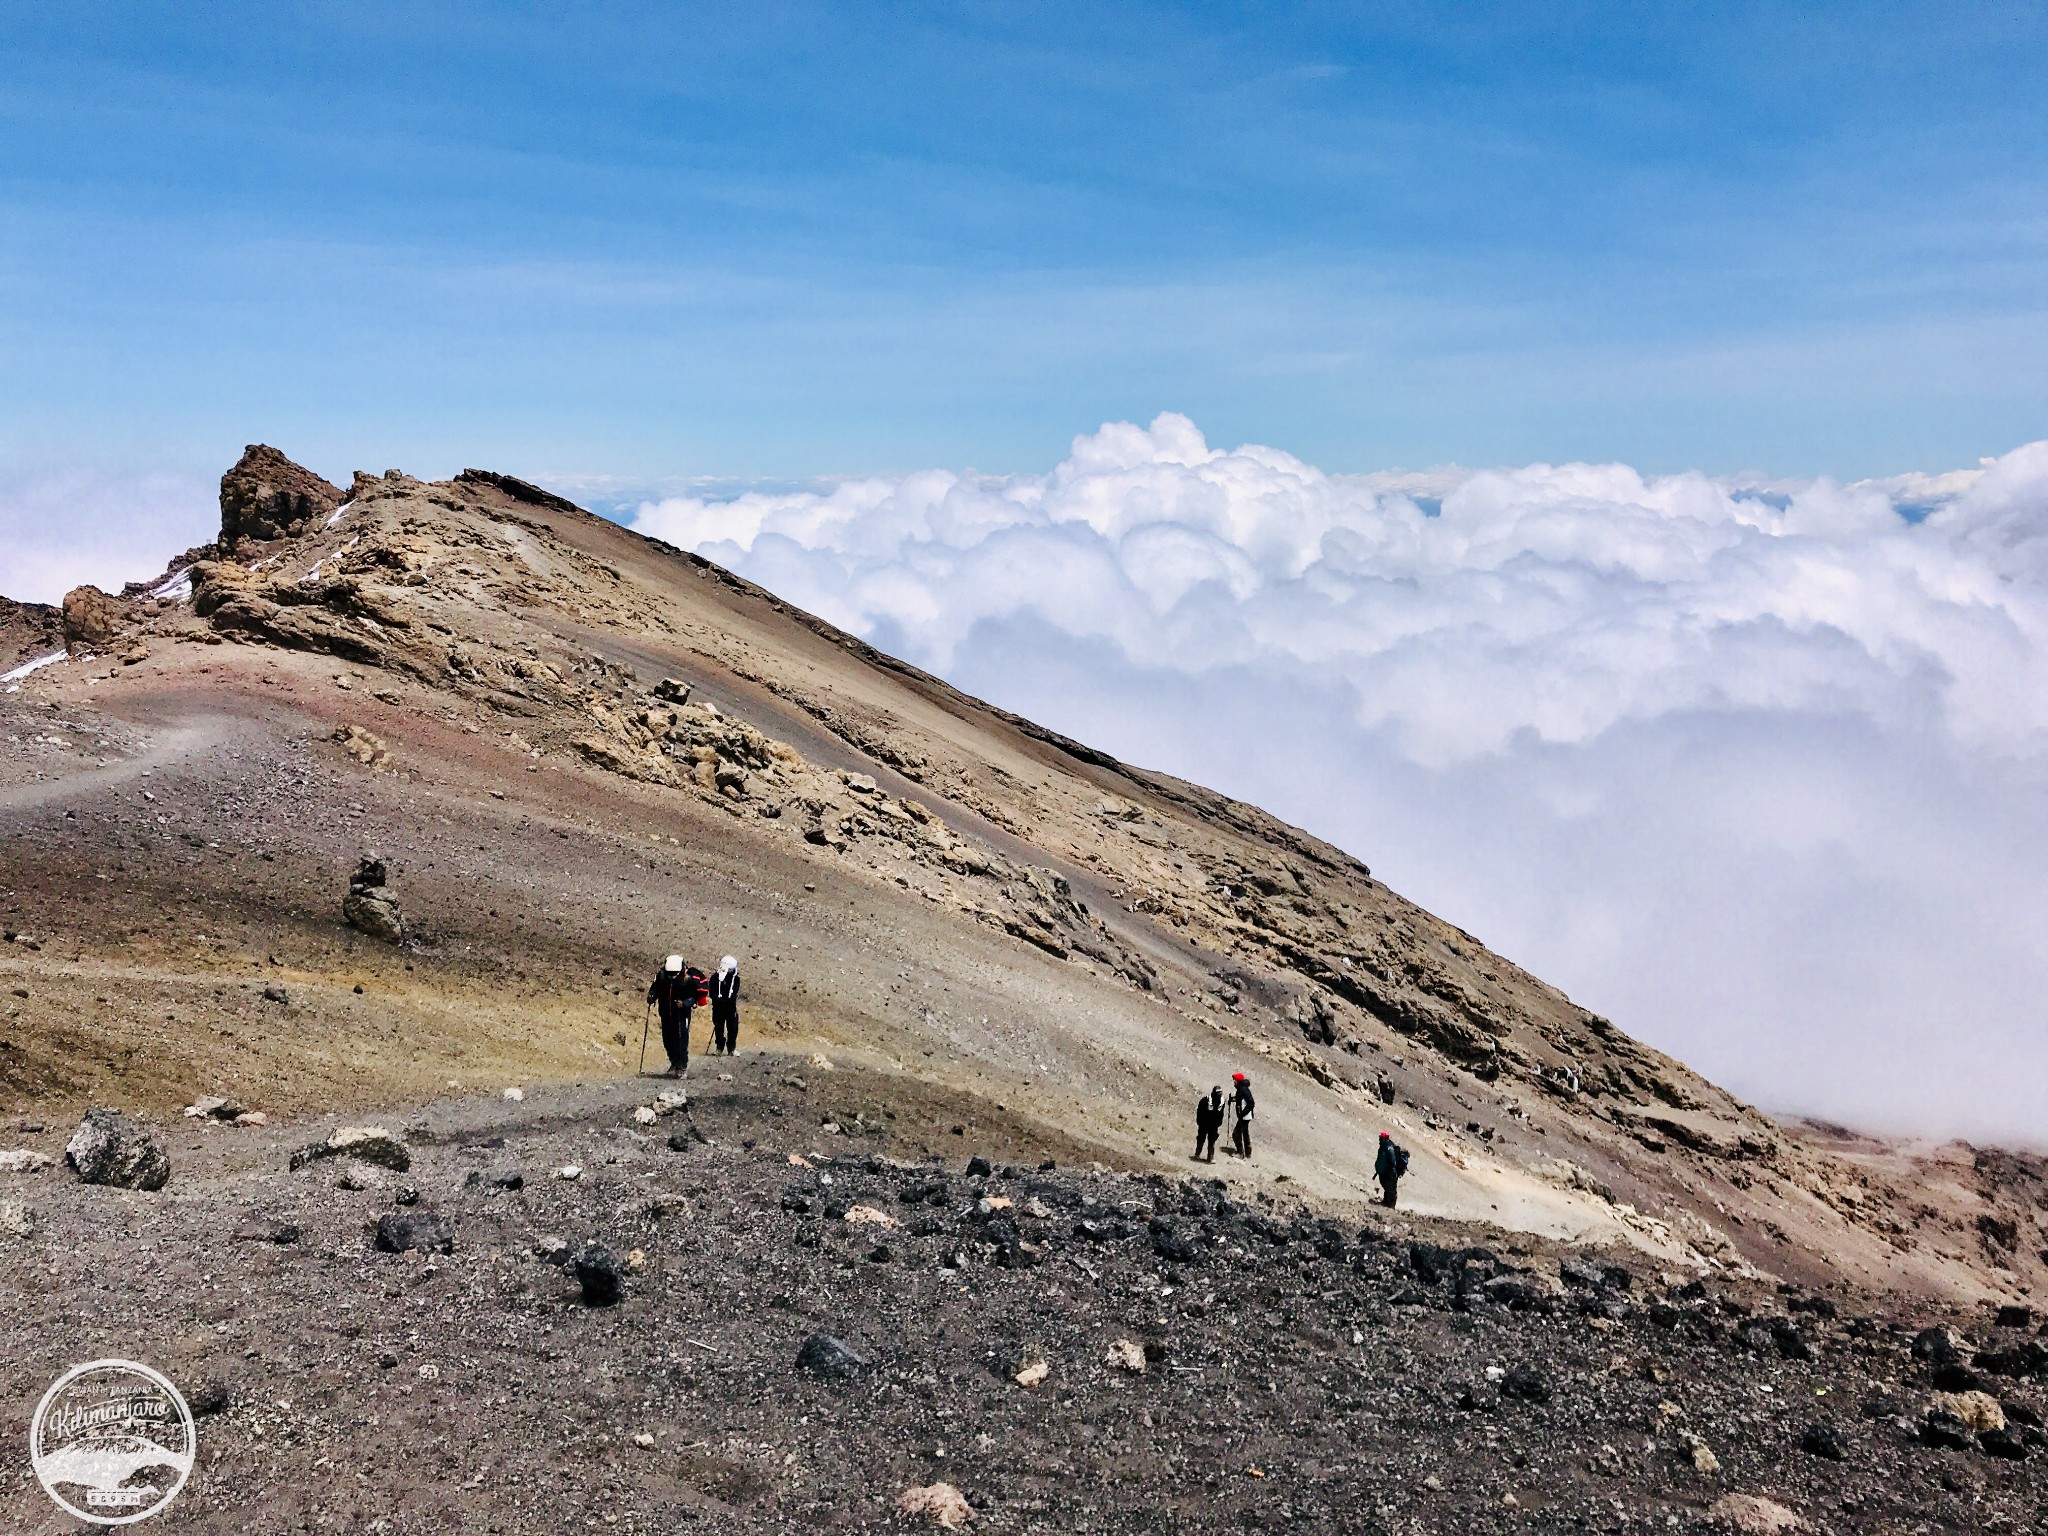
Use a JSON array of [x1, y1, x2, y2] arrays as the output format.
[[149, 570, 193, 603], [0, 650, 67, 685], [301, 534, 360, 586], [324, 499, 354, 529]]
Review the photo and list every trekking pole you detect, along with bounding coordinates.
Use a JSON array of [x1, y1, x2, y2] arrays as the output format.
[[637, 1000, 652, 1077]]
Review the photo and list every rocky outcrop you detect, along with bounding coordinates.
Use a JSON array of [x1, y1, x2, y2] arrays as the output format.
[[188, 559, 410, 663], [65, 1109, 170, 1190], [0, 596, 62, 670], [219, 444, 345, 547], [60, 585, 123, 647], [343, 857, 405, 943]]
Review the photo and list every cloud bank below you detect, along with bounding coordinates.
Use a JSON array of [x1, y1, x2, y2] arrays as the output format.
[[633, 415, 2048, 1145]]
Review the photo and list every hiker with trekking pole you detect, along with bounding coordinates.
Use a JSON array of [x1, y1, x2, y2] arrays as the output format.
[[644, 954, 696, 1078]]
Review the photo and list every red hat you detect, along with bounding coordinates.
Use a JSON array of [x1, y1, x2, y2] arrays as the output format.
[[1232, 1071, 1246, 1081], [1378, 1131, 1391, 1140]]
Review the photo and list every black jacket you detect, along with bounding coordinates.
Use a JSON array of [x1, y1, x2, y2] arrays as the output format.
[[1375, 1140, 1401, 1184], [647, 966, 694, 1021], [1231, 1081, 1255, 1121], [712, 967, 740, 1004], [1195, 1093, 1225, 1132]]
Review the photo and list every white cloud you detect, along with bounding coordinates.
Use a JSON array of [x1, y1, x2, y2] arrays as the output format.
[[635, 415, 2048, 1144], [0, 468, 215, 606]]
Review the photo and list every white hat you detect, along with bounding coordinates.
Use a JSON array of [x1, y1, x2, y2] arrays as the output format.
[[664, 954, 683, 972], [718, 955, 737, 976]]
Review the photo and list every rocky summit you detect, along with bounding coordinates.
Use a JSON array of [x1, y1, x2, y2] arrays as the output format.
[[0, 447, 2041, 1531]]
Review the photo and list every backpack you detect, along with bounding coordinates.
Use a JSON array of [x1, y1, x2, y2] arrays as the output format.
[[1395, 1144, 1411, 1176]]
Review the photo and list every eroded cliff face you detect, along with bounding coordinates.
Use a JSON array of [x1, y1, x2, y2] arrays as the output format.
[[0, 448, 2040, 1306]]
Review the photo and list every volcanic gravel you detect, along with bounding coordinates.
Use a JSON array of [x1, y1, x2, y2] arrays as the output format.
[[0, 1062, 2041, 1534]]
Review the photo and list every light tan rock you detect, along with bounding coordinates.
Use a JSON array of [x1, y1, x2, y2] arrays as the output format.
[[1928, 1390, 2005, 1432], [1709, 1493, 1808, 1533], [896, 1482, 975, 1528]]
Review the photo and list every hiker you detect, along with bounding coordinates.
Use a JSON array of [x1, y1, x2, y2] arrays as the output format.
[[1374, 1130, 1409, 1208], [1230, 1072, 1255, 1159], [711, 954, 741, 1055], [1193, 1085, 1225, 1162], [646, 955, 695, 1077]]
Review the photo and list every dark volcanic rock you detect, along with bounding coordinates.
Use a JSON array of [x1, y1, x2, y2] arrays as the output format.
[[64, 1109, 170, 1191], [1149, 1217, 1201, 1264], [1974, 1340, 2048, 1379], [1930, 1362, 1984, 1392], [1769, 1319, 1815, 1361], [1799, 1420, 1846, 1459], [1979, 1426, 2030, 1460], [220, 444, 344, 546], [374, 1210, 454, 1255], [796, 1332, 871, 1378], [1501, 1366, 1552, 1404], [1920, 1410, 1975, 1451], [1912, 1326, 1962, 1366], [571, 1241, 623, 1306]]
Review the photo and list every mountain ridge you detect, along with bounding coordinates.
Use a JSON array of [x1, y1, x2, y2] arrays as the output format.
[[1, 444, 2041, 1310]]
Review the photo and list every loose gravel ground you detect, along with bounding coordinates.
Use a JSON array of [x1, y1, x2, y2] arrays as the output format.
[[1, 1061, 2041, 1534]]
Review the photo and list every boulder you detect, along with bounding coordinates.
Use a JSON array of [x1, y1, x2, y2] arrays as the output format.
[[795, 1332, 870, 1378], [0, 1199, 35, 1237], [571, 1241, 624, 1306], [373, 1210, 454, 1255], [343, 854, 405, 943], [0, 1149, 53, 1173], [219, 444, 345, 546], [60, 585, 123, 647], [64, 1109, 170, 1190], [289, 1126, 412, 1174]]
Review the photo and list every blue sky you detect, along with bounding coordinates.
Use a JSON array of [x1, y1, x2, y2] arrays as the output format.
[[2, 1, 2045, 486]]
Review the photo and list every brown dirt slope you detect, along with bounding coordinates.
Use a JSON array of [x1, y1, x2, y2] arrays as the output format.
[[1, 447, 2041, 1308]]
